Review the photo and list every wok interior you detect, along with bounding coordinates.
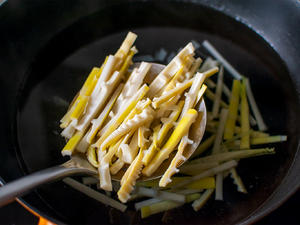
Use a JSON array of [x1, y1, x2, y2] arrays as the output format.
[[10, 2, 299, 225]]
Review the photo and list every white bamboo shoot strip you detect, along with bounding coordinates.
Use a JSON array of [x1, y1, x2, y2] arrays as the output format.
[[199, 57, 219, 73], [202, 40, 242, 80], [215, 173, 224, 200], [142, 109, 198, 176], [180, 71, 207, 119], [118, 150, 144, 203], [230, 168, 247, 193], [63, 178, 127, 212], [147, 42, 195, 98], [185, 57, 203, 79], [61, 119, 77, 139], [212, 109, 228, 154], [100, 106, 154, 151], [192, 189, 214, 211], [141, 193, 201, 218], [152, 78, 194, 109], [94, 84, 149, 149], [98, 139, 124, 190], [159, 136, 190, 187], [251, 135, 287, 145], [212, 66, 224, 118], [240, 79, 250, 149], [190, 148, 275, 165], [245, 78, 268, 131], [86, 83, 123, 144], [121, 130, 139, 164], [172, 160, 238, 189], [110, 158, 125, 175], [76, 130, 90, 153], [113, 62, 151, 114], [82, 177, 98, 185], [76, 70, 122, 132], [136, 187, 186, 203]]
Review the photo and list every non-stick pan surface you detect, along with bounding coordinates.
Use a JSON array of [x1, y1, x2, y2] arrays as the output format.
[[0, 0, 299, 224]]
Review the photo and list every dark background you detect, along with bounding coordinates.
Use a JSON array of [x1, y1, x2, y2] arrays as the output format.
[[0, 190, 299, 225]]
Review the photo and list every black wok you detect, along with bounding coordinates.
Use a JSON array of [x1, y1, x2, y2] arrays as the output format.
[[0, 0, 299, 224]]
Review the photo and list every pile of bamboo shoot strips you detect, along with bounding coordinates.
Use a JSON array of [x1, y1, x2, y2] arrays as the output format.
[[60, 32, 287, 220]]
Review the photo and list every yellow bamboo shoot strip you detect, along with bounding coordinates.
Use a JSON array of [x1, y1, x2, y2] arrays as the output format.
[[94, 84, 149, 149], [156, 101, 184, 147], [192, 189, 214, 211], [212, 66, 224, 118], [118, 150, 144, 203], [86, 84, 123, 144], [76, 70, 122, 132], [60, 67, 102, 128], [212, 109, 228, 154], [136, 187, 186, 203], [191, 134, 216, 159], [87, 146, 98, 167], [121, 129, 140, 164], [159, 136, 190, 187], [162, 66, 185, 92], [141, 193, 201, 218], [142, 125, 161, 166], [158, 54, 195, 95], [152, 78, 194, 109], [118, 48, 137, 79], [137, 177, 215, 190], [147, 43, 195, 98], [115, 32, 137, 59], [70, 95, 89, 121], [251, 135, 287, 145], [142, 109, 198, 177], [61, 131, 84, 156], [240, 78, 250, 149], [195, 84, 208, 107], [224, 80, 241, 140], [100, 107, 154, 151], [230, 168, 247, 193], [172, 160, 238, 190]]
